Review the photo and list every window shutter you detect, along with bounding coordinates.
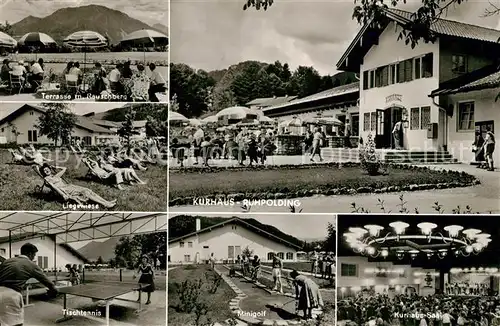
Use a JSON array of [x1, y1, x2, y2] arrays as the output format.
[[398, 62, 405, 83], [363, 71, 369, 90]]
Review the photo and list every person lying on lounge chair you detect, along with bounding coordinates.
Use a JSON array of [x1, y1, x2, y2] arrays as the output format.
[[105, 153, 147, 171], [39, 164, 116, 208], [18, 147, 51, 165], [98, 158, 147, 185]]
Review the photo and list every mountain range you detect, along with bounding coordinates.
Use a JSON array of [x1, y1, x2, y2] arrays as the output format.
[[10, 5, 168, 44], [77, 237, 122, 262]]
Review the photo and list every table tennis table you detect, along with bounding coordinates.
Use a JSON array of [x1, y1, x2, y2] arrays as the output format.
[[24, 276, 71, 307], [55, 282, 148, 326]]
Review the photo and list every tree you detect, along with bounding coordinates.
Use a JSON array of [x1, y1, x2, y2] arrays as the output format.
[[114, 232, 167, 269], [96, 256, 104, 264], [0, 21, 13, 35], [242, 246, 254, 258], [7, 122, 20, 144], [36, 103, 77, 147], [324, 222, 336, 253], [286, 66, 322, 98]]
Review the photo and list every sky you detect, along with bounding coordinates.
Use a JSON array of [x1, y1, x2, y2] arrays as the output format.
[[0, 0, 168, 27], [168, 213, 335, 240], [171, 0, 500, 75]]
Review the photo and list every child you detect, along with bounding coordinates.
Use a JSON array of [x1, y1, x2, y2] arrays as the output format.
[[133, 255, 155, 305], [65, 264, 80, 285], [170, 138, 185, 167]]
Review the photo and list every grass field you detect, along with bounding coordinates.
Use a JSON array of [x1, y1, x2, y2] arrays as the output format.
[[169, 165, 471, 199], [168, 265, 235, 326], [0, 149, 168, 211]]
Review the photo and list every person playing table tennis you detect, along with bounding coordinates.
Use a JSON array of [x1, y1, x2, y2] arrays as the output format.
[[65, 264, 80, 285], [0, 243, 58, 326], [133, 255, 155, 305]]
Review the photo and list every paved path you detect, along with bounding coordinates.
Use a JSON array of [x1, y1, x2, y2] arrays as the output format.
[[215, 265, 298, 323], [170, 163, 500, 214]]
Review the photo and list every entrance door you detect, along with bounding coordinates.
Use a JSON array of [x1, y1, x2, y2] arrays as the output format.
[[202, 245, 210, 261], [475, 120, 494, 137], [439, 109, 447, 150]]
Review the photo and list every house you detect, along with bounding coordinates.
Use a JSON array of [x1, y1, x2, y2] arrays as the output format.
[[246, 95, 297, 110], [0, 233, 88, 272], [0, 104, 118, 146], [336, 8, 500, 163], [132, 120, 147, 139], [168, 217, 302, 264]]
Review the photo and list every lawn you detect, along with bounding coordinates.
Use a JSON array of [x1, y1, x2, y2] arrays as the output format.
[[169, 165, 475, 199], [0, 149, 168, 211], [168, 265, 235, 326]]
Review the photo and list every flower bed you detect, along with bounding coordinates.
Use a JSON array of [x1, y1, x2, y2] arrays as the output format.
[[169, 163, 479, 206]]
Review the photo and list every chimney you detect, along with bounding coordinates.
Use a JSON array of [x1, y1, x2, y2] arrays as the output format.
[[196, 218, 201, 232]]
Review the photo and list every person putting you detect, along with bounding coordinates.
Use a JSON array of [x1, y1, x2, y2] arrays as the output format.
[[133, 255, 155, 305], [271, 253, 283, 293], [0, 243, 59, 326], [290, 269, 323, 320]]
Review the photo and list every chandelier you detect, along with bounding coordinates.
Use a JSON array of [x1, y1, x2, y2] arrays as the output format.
[[343, 221, 491, 260]]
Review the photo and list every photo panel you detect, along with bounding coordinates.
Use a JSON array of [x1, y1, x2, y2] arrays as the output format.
[[0, 211, 167, 326], [167, 213, 336, 326], [0, 102, 168, 211], [0, 0, 168, 103], [337, 214, 499, 326]]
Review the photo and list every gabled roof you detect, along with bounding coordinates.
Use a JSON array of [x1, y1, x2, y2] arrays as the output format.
[[247, 96, 298, 107], [337, 8, 500, 72], [263, 82, 359, 113], [90, 119, 121, 128], [430, 64, 500, 96], [0, 104, 114, 134], [169, 217, 303, 250]]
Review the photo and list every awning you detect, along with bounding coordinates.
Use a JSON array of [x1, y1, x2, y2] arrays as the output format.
[[0, 212, 167, 244]]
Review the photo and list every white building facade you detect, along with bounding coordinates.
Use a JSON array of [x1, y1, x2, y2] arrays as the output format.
[[169, 218, 300, 264], [0, 236, 86, 271], [337, 8, 500, 163]]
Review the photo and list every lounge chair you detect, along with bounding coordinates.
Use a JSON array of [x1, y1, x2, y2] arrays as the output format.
[[32, 165, 85, 205], [69, 145, 84, 155], [82, 158, 116, 185], [8, 72, 24, 95]]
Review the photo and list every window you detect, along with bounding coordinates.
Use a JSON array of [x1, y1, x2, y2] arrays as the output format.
[[363, 113, 370, 131], [381, 66, 389, 86], [235, 246, 241, 256], [404, 59, 413, 82], [370, 112, 377, 131], [37, 256, 48, 269], [421, 106, 431, 129], [179, 242, 185, 248], [29, 111, 34, 116], [188, 242, 193, 248], [369, 70, 375, 89], [1, 128, 3, 132], [228, 246, 235, 259], [363, 71, 369, 90], [351, 114, 360, 136], [410, 108, 420, 130], [203, 245, 209, 249], [458, 102, 474, 131], [267, 252, 273, 260], [422, 53, 433, 77], [389, 64, 396, 84], [414, 57, 421, 79], [286, 252, 294, 260], [397, 61, 405, 83], [83, 136, 92, 146], [28, 130, 38, 142], [375, 68, 382, 87], [184, 255, 191, 262], [277, 252, 284, 259], [168, 255, 171, 262], [231, 225, 237, 230], [452, 55, 467, 74], [341, 263, 357, 277]]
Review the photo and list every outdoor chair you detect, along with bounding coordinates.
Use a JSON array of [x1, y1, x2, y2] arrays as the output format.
[[82, 158, 116, 185], [65, 74, 80, 96], [8, 72, 24, 95], [32, 165, 84, 205], [8, 149, 24, 164]]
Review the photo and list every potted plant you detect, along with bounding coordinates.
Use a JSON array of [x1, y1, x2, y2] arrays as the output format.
[[359, 133, 381, 176]]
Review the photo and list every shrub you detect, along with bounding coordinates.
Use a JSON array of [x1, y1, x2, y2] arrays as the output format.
[[176, 279, 204, 313], [205, 271, 222, 294], [358, 133, 384, 176]]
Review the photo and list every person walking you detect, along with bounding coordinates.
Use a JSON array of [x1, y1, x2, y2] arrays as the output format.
[[310, 127, 324, 162]]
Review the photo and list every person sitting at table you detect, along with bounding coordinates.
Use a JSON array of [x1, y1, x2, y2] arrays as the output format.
[[1, 59, 11, 82], [69, 62, 83, 84], [148, 63, 166, 102], [12, 60, 27, 77], [92, 69, 110, 95], [108, 63, 122, 93], [130, 64, 150, 100], [94, 62, 107, 76], [28, 59, 44, 91], [122, 61, 133, 79]]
